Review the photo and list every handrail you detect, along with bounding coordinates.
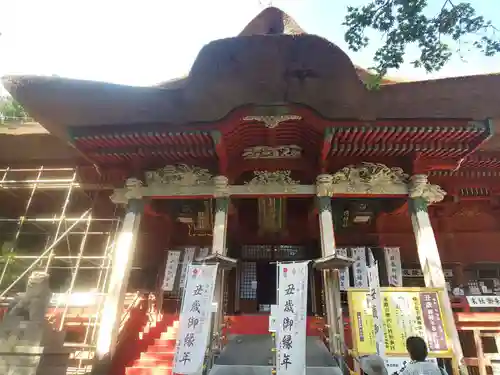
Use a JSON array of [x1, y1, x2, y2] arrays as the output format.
[[118, 292, 144, 334]]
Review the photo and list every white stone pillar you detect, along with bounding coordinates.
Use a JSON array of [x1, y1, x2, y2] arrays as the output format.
[[315, 174, 350, 357], [210, 197, 229, 351], [314, 175, 353, 363], [212, 197, 229, 256], [197, 183, 236, 358], [408, 174, 465, 375], [318, 197, 336, 257], [317, 196, 339, 351], [96, 179, 144, 360]]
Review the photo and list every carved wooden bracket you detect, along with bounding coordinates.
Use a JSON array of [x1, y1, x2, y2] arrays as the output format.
[[109, 163, 447, 204]]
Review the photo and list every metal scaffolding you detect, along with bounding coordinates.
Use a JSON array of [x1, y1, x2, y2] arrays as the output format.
[[0, 166, 124, 374]]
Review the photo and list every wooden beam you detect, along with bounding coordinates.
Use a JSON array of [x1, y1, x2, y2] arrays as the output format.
[[86, 144, 215, 157], [210, 131, 228, 175], [320, 128, 333, 173], [413, 156, 462, 174], [474, 330, 487, 375], [455, 312, 500, 322]]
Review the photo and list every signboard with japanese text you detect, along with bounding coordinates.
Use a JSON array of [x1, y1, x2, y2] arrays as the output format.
[[367, 263, 385, 355], [403, 269, 453, 278], [277, 262, 308, 375], [384, 247, 403, 287], [352, 247, 368, 288], [179, 247, 196, 289], [173, 264, 218, 374], [161, 250, 181, 291], [347, 287, 451, 357], [337, 248, 350, 291], [466, 295, 500, 308]]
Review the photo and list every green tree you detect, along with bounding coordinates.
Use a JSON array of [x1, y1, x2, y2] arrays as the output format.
[[0, 239, 24, 288], [0, 96, 29, 123], [344, 0, 500, 79]]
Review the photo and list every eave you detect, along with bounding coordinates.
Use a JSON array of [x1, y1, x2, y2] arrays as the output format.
[[327, 120, 491, 159], [69, 127, 216, 165]]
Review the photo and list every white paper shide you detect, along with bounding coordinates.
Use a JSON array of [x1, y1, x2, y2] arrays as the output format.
[[384, 247, 402, 287], [367, 262, 385, 355], [173, 264, 218, 374], [161, 250, 181, 291], [277, 262, 308, 375]]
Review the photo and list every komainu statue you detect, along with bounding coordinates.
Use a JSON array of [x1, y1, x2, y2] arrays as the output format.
[[7, 271, 52, 322]]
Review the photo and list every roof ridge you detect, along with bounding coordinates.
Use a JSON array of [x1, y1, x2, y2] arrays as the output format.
[[239, 7, 305, 36]]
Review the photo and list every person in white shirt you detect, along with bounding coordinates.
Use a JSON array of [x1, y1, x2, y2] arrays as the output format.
[[401, 336, 447, 375]]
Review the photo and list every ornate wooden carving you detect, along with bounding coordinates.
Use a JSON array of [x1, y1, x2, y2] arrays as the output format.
[[408, 174, 446, 204], [244, 170, 299, 193], [145, 164, 213, 186], [109, 163, 447, 203], [242, 145, 301, 159], [242, 115, 302, 129]]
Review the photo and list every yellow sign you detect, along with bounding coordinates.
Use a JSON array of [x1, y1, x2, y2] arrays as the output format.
[[348, 287, 452, 357]]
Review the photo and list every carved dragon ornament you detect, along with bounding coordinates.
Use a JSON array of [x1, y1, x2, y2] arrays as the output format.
[[316, 162, 446, 204], [244, 170, 300, 193], [110, 164, 230, 204]]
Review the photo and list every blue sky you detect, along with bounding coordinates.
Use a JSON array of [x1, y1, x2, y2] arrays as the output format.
[[1, 0, 499, 94]]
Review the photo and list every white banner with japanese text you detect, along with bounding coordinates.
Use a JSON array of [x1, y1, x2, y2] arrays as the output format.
[[384, 247, 403, 287], [161, 250, 181, 291], [277, 262, 308, 375], [179, 247, 196, 289], [337, 247, 350, 291], [173, 264, 218, 374], [367, 263, 385, 355], [352, 247, 368, 288]]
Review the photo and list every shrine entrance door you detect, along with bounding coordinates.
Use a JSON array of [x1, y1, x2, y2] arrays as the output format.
[[256, 261, 277, 311], [238, 245, 316, 314]]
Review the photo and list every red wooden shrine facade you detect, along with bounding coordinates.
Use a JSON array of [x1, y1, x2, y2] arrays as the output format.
[[3, 6, 500, 371]]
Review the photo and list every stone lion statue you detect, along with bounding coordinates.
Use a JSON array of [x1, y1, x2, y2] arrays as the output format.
[[7, 271, 52, 322]]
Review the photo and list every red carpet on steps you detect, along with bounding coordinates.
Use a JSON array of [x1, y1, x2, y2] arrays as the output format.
[[124, 315, 179, 375], [119, 315, 336, 375]]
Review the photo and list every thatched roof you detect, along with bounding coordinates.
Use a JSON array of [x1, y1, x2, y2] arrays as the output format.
[[1, 6, 500, 164], [239, 6, 305, 36]]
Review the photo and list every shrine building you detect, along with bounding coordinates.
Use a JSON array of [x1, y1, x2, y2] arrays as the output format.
[[2, 6, 500, 375]]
